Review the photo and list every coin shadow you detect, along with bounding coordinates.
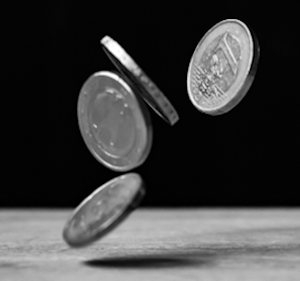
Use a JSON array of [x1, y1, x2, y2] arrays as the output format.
[[82, 240, 300, 269], [83, 253, 215, 269]]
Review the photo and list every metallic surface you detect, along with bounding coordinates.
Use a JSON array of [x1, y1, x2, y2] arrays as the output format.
[[101, 36, 179, 126], [63, 173, 145, 248], [187, 19, 259, 114]]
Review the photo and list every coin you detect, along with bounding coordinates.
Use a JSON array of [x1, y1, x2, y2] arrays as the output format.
[[101, 35, 179, 126], [63, 173, 145, 247], [187, 19, 260, 115], [78, 71, 152, 171]]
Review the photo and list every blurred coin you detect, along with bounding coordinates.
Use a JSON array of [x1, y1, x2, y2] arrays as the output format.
[[63, 173, 145, 247], [78, 71, 152, 171]]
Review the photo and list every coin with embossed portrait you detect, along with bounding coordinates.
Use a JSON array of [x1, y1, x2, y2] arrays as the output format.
[[187, 19, 260, 115]]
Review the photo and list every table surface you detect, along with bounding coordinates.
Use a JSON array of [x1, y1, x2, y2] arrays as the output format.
[[0, 208, 299, 281]]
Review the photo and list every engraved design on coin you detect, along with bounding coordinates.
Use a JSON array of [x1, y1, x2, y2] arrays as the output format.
[[187, 19, 259, 115], [195, 32, 241, 103], [63, 173, 144, 247]]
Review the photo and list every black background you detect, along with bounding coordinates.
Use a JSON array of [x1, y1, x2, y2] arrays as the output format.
[[3, 2, 298, 208]]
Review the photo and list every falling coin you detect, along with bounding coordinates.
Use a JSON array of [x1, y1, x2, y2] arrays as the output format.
[[78, 71, 152, 171], [101, 35, 179, 126], [63, 173, 145, 248], [187, 19, 260, 115]]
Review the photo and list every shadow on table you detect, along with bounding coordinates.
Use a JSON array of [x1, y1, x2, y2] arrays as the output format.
[[83, 241, 300, 269], [84, 253, 215, 269]]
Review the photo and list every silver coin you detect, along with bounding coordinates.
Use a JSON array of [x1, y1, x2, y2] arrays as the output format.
[[101, 35, 179, 126], [78, 71, 152, 171], [187, 19, 260, 115], [63, 173, 145, 248]]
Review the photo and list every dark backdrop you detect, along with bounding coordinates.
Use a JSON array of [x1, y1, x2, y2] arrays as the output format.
[[3, 2, 298, 207]]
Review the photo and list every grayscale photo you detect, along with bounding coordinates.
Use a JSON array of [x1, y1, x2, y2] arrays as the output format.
[[1, 1, 299, 281]]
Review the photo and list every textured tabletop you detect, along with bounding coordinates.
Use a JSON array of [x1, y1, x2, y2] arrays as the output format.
[[0, 208, 299, 281]]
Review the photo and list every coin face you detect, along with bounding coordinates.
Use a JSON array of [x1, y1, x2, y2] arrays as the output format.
[[101, 35, 179, 126], [78, 71, 152, 171], [187, 19, 259, 115], [63, 173, 145, 248]]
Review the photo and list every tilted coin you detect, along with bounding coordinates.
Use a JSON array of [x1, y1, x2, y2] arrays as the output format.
[[78, 71, 152, 171], [187, 19, 260, 115], [101, 35, 179, 126], [63, 173, 145, 248]]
